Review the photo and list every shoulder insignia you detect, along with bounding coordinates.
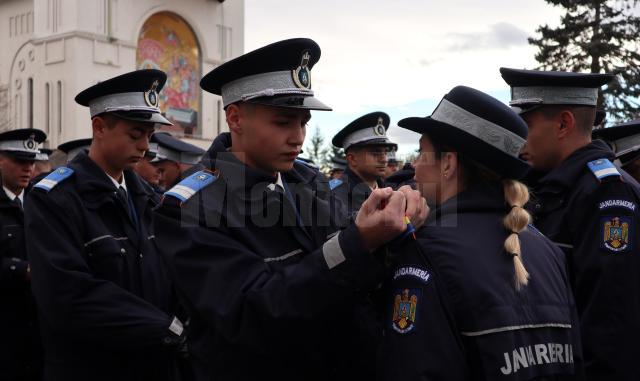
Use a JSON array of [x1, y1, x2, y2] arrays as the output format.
[[587, 158, 621, 181], [34, 167, 74, 192], [164, 170, 217, 202], [329, 178, 343, 190]]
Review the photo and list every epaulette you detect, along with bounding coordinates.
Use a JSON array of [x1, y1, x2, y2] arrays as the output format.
[[329, 178, 343, 190], [587, 158, 621, 182], [34, 167, 74, 192], [164, 170, 217, 202]]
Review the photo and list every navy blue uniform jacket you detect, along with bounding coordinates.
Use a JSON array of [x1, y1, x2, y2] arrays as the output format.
[[528, 140, 640, 380], [154, 145, 383, 381], [379, 185, 583, 380], [25, 153, 183, 381]]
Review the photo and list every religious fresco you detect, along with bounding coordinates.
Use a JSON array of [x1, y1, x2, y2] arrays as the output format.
[[137, 12, 201, 136]]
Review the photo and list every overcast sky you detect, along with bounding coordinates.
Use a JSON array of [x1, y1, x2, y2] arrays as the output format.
[[244, 0, 563, 158]]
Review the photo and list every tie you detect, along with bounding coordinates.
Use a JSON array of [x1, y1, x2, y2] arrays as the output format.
[[116, 186, 132, 221], [13, 197, 22, 210]]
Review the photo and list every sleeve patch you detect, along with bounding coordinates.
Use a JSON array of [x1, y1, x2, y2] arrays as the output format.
[[34, 167, 74, 191], [164, 170, 216, 202], [391, 288, 421, 334], [600, 215, 633, 253]]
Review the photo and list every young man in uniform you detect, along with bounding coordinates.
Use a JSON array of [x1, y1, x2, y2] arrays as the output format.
[[133, 137, 163, 195], [25, 69, 188, 381], [153, 38, 428, 381], [502, 68, 640, 380], [331, 111, 398, 214], [150, 131, 205, 189], [0, 128, 46, 381]]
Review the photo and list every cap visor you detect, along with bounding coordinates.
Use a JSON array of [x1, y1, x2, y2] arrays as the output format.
[[246, 95, 332, 111], [112, 111, 173, 126], [0, 150, 37, 160]]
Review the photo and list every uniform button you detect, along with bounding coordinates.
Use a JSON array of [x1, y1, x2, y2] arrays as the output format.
[[7, 233, 12, 237], [163, 337, 173, 344], [535, 203, 541, 209], [10, 265, 16, 271], [139, 253, 143, 259], [120, 248, 126, 255]]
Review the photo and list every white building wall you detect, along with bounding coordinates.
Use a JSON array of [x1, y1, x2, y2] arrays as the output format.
[[0, 0, 244, 149]]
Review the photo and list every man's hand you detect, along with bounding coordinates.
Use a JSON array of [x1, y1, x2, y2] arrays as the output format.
[[355, 188, 408, 252], [397, 185, 429, 230]]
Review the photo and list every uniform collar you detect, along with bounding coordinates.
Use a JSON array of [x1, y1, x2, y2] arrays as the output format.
[[2, 185, 23, 204], [428, 184, 506, 225], [538, 140, 615, 187], [70, 152, 147, 197], [344, 166, 382, 190], [106, 172, 127, 192], [266, 172, 284, 191]]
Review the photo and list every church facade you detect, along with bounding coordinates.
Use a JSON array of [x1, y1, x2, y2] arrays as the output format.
[[0, 0, 244, 148]]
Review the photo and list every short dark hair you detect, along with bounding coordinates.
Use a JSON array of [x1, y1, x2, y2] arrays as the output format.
[[539, 105, 595, 136]]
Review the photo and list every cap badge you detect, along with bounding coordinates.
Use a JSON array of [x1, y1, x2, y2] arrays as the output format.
[[292, 50, 312, 89], [374, 116, 386, 136], [24, 134, 36, 150], [144, 79, 160, 108]]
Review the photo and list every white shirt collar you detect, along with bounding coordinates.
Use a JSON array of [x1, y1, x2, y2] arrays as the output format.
[[3, 185, 23, 203], [106, 172, 127, 191], [266, 172, 284, 191]]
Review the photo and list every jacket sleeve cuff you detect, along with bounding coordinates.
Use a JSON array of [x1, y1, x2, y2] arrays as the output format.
[[321, 224, 383, 290]]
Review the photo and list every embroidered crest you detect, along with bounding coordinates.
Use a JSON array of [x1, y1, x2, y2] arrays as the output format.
[[601, 216, 632, 252], [292, 50, 312, 89], [23, 134, 36, 151], [144, 79, 160, 108], [373, 116, 386, 136], [392, 288, 420, 334]]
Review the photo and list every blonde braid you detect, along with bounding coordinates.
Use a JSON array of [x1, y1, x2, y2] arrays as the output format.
[[502, 179, 531, 290]]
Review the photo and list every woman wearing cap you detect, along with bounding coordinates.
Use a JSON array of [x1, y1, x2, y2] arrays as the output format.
[[378, 86, 583, 380]]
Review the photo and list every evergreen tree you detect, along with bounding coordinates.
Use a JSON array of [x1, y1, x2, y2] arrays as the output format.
[[303, 125, 330, 168], [529, 0, 640, 123], [329, 145, 345, 161]]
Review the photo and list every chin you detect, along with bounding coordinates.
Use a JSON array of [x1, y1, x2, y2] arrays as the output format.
[[277, 162, 295, 172]]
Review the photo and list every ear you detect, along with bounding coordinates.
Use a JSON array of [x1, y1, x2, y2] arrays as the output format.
[[91, 116, 107, 139], [346, 150, 358, 167], [226, 104, 243, 135], [557, 110, 576, 139], [440, 151, 459, 180]]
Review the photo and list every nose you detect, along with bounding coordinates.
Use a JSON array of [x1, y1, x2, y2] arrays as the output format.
[[22, 162, 35, 173], [138, 137, 150, 153], [288, 124, 305, 148]]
